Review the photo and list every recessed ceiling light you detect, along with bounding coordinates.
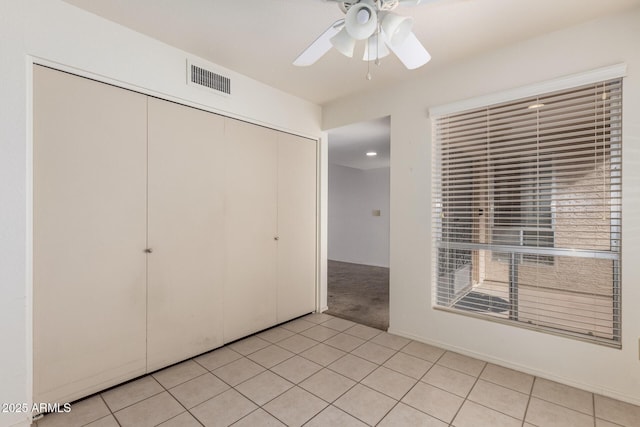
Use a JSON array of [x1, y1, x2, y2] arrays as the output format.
[[366, 151, 377, 156], [528, 103, 545, 109]]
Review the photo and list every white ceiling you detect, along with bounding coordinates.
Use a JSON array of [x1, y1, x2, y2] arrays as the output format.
[[328, 116, 390, 170], [62, 0, 640, 105]]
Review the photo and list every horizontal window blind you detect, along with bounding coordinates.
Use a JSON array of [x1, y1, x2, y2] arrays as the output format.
[[432, 78, 622, 345]]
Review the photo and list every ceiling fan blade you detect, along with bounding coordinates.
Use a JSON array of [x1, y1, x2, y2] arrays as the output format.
[[293, 19, 345, 66], [384, 30, 431, 69]]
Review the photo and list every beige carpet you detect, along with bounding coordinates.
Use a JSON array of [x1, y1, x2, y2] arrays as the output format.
[[325, 260, 389, 330]]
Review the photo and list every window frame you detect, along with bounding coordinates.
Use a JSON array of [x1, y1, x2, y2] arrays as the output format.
[[429, 65, 625, 347]]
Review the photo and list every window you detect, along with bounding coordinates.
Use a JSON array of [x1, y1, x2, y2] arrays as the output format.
[[432, 77, 622, 345], [492, 168, 555, 265]]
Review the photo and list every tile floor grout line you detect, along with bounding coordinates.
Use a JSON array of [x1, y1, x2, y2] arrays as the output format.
[[521, 376, 537, 427], [323, 352, 377, 381], [374, 360, 435, 426], [375, 400, 401, 427], [525, 380, 597, 418], [227, 407, 267, 427], [97, 393, 117, 422], [399, 397, 454, 426], [378, 354, 432, 379], [300, 400, 329, 427], [324, 407, 358, 427], [213, 356, 267, 388], [161, 369, 210, 391], [200, 348, 245, 371], [462, 394, 529, 425], [466, 376, 531, 411], [299, 374, 358, 406], [36, 314, 640, 427], [257, 384, 326, 427], [39, 328, 420, 426], [346, 342, 436, 426], [477, 366, 535, 395], [592, 393, 597, 427], [449, 360, 488, 426], [247, 346, 299, 370], [176, 363, 242, 409], [127, 365, 197, 425], [233, 370, 295, 407], [322, 330, 404, 426], [163, 376, 200, 415], [456, 362, 542, 425], [435, 352, 486, 378], [333, 383, 385, 426], [191, 357, 210, 372], [167, 409, 205, 427], [102, 386, 166, 418]]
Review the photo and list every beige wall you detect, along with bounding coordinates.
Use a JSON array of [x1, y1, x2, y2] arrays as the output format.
[[323, 7, 640, 405]]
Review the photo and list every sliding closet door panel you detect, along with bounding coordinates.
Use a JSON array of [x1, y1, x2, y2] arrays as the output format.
[[224, 118, 278, 342], [147, 99, 225, 371], [33, 66, 147, 404], [277, 134, 318, 322]]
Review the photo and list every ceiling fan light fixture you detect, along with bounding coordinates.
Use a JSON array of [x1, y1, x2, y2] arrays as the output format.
[[330, 27, 357, 57], [293, 0, 433, 72], [381, 13, 414, 46], [345, 2, 378, 40], [363, 34, 390, 60], [356, 8, 371, 24]]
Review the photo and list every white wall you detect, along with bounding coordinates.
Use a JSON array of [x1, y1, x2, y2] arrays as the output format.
[[0, 1, 321, 426], [323, 8, 640, 405], [329, 164, 390, 267]]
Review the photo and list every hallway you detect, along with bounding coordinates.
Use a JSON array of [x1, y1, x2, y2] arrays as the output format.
[[325, 260, 389, 331]]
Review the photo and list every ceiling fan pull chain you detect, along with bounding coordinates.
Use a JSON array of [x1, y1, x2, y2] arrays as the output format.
[[375, 25, 381, 66], [366, 30, 373, 80]]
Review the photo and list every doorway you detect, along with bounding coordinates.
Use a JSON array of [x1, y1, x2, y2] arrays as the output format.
[[325, 116, 390, 330]]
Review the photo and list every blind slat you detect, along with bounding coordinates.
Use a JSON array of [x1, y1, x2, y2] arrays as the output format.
[[432, 78, 622, 346]]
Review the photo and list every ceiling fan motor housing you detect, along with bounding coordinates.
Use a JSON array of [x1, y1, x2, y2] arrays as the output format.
[[340, 0, 400, 13]]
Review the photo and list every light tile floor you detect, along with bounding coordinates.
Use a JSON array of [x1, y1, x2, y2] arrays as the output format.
[[34, 313, 640, 427]]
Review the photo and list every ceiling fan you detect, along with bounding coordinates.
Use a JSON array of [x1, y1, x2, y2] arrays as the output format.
[[294, 0, 435, 71]]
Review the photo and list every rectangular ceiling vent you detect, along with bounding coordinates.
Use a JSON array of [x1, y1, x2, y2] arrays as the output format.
[[187, 60, 231, 96]]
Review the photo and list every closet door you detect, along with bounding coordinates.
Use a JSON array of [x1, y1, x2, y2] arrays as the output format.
[[277, 134, 318, 322], [147, 99, 225, 371], [224, 118, 278, 342], [33, 66, 147, 404]]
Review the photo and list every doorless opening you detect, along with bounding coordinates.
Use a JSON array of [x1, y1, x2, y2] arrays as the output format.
[[325, 116, 390, 330]]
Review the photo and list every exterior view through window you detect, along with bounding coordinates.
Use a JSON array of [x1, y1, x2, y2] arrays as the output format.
[[432, 78, 622, 346]]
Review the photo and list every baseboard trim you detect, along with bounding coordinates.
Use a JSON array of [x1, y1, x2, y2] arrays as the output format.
[[387, 327, 640, 407]]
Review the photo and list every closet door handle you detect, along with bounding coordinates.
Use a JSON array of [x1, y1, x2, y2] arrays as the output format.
[[144, 248, 153, 254], [274, 237, 279, 241]]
